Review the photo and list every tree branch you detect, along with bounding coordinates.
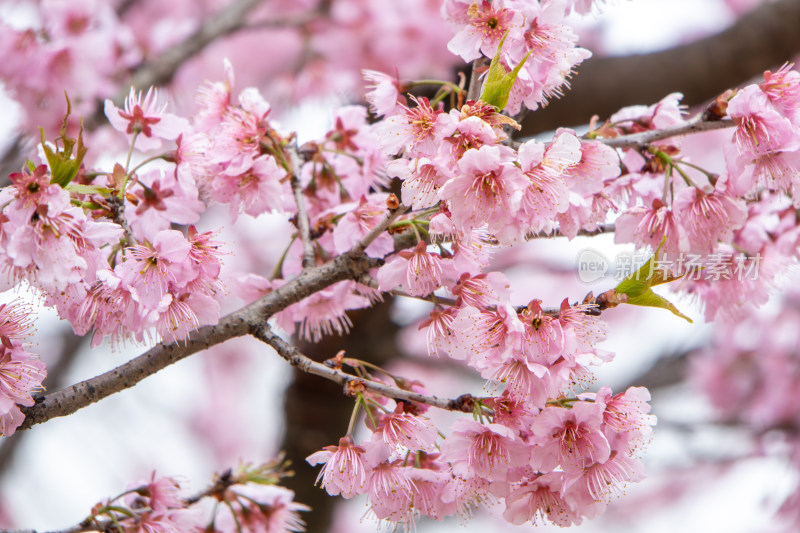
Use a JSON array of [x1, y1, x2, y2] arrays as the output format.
[[467, 58, 488, 103], [348, 203, 409, 258], [18, 251, 379, 430], [288, 145, 315, 269], [252, 322, 475, 413], [594, 116, 735, 150]]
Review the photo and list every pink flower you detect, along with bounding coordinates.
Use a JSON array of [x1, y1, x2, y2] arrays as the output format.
[[367, 462, 416, 522], [0, 300, 34, 348], [155, 292, 220, 344], [531, 401, 611, 474], [73, 270, 137, 347], [306, 436, 371, 498], [518, 300, 564, 366], [439, 145, 528, 234], [450, 271, 510, 309], [387, 158, 448, 210], [374, 403, 438, 452], [0, 345, 46, 436], [610, 92, 686, 131], [202, 154, 287, 220], [193, 59, 234, 132], [186, 226, 225, 282], [561, 137, 621, 196], [7, 165, 58, 211], [759, 63, 800, 116], [440, 418, 530, 482], [332, 196, 393, 258], [105, 87, 189, 152], [487, 393, 539, 434], [614, 199, 689, 260], [377, 242, 445, 297], [557, 192, 617, 240], [503, 2, 590, 114], [673, 186, 747, 254], [418, 305, 459, 358], [220, 484, 309, 533], [437, 114, 500, 164], [3, 191, 100, 291], [0, 345, 45, 407], [572, 452, 646, 502], [486, 357, 550, 409], [515, 132, 582, 234], [678, 248, 774, 322], [362, 69, 404, 117], [449, 302, 523, 370], [276, 281, 371, 343], [128, 169, 205, 242], [725, 144, 800, 204], [378, 97, 443, 157], [207, 105, 267, 176], [141, 473, 184, 512], [556, 300, 608, 354], [595, 386, 656, 442], [129, 511, 195, 533], [728, 85, 799, 157], [0, 406, 24, 437], [503, 473, 580, 526], [444, 0, 522, 62], [117, 229, 191, 311], [407, 467, 455, 520]]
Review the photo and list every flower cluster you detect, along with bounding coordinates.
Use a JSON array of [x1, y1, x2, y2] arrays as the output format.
[[441, 0, 592, 114], [571, 70, 800, 322], [0, 300, 46, 436], [313, 271, 655, 527], [81, 466, 308, 533], [379, 97, 619, 250], [308, 384, 654, 527]]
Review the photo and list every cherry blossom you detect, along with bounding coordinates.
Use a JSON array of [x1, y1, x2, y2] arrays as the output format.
[[306, 436, 371, 498], [105, 87, 189, 152]]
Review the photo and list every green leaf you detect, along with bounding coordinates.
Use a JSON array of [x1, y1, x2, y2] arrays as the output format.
[[40, 93, 88, 188], [624, 288, 693, 322], [479, 32, 532, 111], [614, 239, 693, 323], [65, 183, 112, 196]]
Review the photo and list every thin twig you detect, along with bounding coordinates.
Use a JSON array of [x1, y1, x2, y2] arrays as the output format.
[[357, 274, 458, 308], [347, 203, 409, 258], [467, 58, 488, 103], [593, 115, 735, 150], [107, 195, 138, 247], [528, 223, 616, 240], [288, 144, 315, 269], [241, 11, 321, 32], [253, 322, 476, 413], [482, 223, 616, 246]]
